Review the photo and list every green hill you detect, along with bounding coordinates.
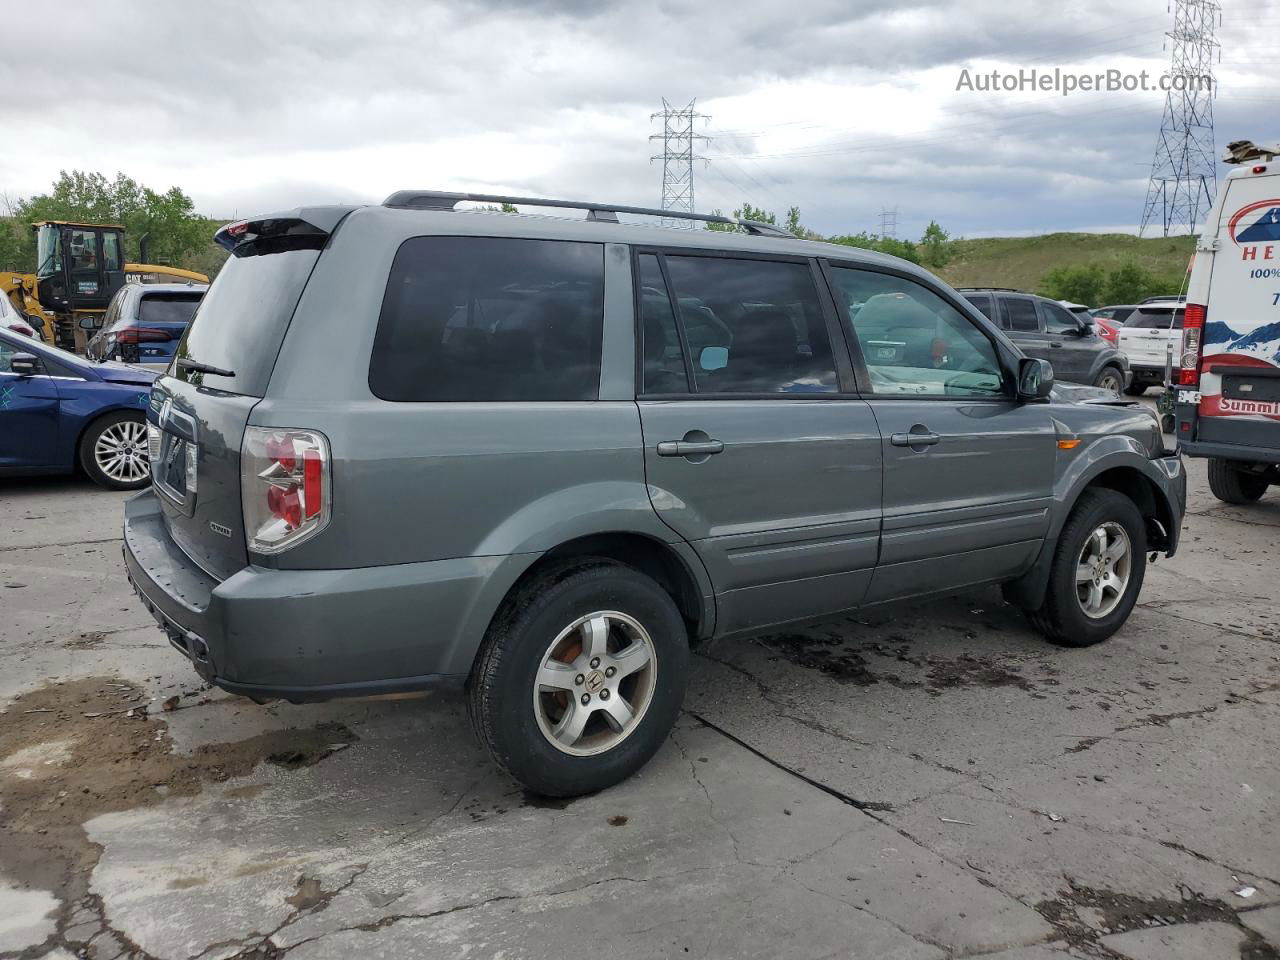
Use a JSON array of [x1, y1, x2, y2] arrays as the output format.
[[937, 232, 1196, 298]]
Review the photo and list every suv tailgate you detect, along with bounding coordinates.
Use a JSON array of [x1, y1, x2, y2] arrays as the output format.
[[151, 217, 332, 580]]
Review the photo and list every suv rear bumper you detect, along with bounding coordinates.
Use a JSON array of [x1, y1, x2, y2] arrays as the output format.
[[123, 490, 511, 701]]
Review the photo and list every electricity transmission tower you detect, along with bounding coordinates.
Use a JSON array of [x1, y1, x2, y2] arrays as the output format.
[[879, 207, 899, 239], [1139, 0, 1221, 237], [650, 99, 708, 227]]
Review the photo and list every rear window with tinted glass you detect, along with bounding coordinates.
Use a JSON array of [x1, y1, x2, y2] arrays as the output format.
[[1127, 308, 1183, 329], [137, 293, 203, 325], [369, 237, 605, 402], [171, 236, 321, 395]]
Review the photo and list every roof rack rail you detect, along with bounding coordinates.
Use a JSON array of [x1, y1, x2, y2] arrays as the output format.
[[381, 190, 798, 239], [956, 286, 1027, 293]]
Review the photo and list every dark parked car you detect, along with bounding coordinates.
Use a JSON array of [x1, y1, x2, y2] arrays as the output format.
[[0, 327, 157, 489], [86, 282, 208, 370], [1093, 304, 1139, 325], [959, 288, 1129, 394], [124, 193, 1185, 796]]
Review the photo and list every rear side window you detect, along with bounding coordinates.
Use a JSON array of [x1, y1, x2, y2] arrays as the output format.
[[171, 236, 322, 395], [654, 255, 838, 395], [1003, 297, 1040, 332], [138, 294, 202, 325], [370, 237, 604, 402]]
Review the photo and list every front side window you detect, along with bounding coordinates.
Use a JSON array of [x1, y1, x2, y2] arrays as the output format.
[[829, 267, 1006, 398], [1003, 297, 1040, 332], [657, 255, 838, 395], [370, 237, 605, 402], [1040, 300, 1080, 335], [0, 337, 21, 373]]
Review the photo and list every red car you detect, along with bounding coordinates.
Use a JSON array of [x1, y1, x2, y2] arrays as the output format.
[[1093, 316, 1120, 347]]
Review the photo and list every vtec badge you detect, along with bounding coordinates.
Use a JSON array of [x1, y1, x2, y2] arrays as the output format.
[[209, 521, 233, 538]]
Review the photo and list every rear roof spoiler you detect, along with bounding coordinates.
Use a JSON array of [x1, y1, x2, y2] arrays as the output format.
[[214, 206, 353, 251]]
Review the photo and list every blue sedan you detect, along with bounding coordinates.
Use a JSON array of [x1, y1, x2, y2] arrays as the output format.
[[0, 328, 158, 489]]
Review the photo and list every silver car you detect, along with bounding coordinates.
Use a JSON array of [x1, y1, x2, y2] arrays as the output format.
[[124, 192, 1186, 796]]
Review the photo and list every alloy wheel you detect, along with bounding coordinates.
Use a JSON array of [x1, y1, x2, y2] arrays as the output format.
[[95, 420, 151, 484], [1075, 521, 1131, 619], [533, 610, 658, 757]]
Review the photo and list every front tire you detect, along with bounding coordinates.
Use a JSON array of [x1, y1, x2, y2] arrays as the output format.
[[1207, 458, 1269, 504], [1095, 367, 1124, 396], [79, 412, 151, 490], [467, 561, 689, 797], [1026, 489, 1147, 647]]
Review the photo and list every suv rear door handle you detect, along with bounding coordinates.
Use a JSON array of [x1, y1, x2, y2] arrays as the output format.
[[890, 430, 940, 448], [657, 439, 724, 457]]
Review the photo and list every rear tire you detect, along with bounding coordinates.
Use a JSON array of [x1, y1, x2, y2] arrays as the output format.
[[79, 411, 151, 490], [1026, 489, 1147, 647], [1123, 383, 1147, 396], [1207, 458, 1269, 504], [467, 560, 689, 797]]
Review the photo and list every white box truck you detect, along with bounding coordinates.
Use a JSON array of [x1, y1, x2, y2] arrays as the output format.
[[1174, 140, 1280, 503]]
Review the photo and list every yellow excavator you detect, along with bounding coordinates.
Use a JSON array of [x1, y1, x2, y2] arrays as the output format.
[[0, 220, 208, 352]]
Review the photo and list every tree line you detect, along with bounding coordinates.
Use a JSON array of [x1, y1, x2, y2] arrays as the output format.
[[705, 201, 955, 269], [0, 171, 223, 277]]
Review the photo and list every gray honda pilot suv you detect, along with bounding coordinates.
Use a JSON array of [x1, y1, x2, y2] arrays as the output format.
[[124, 192, 1186, 796]]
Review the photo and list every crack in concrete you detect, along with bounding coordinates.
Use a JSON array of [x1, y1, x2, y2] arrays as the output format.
[[0, 536, 123, 554], [687, 711, 895, 813], [696, 649, 978, 793], [268, 873, 697, 956], [1137, 601, 1280, 644]]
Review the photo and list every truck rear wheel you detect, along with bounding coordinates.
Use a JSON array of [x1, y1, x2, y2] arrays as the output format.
[[1207, 458, 1269, 504]]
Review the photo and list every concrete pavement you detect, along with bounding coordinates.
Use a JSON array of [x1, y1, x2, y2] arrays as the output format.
[[1, 432, 1277, 959]]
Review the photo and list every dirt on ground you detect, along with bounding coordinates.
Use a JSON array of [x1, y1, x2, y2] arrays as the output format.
[[0, 677, 355, 958]]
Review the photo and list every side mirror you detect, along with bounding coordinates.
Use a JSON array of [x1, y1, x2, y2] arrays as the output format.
[[78, 315, 98, 330], [699, 345, 729, 371], [1017, 357, 1054, 401], [10, 353, 40, 376]]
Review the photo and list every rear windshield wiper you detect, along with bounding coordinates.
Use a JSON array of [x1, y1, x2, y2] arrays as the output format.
[[176, 358, 235, 378]]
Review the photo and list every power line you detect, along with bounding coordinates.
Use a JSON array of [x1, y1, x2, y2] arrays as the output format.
[[650, 99, 709, 228], [1140, 0, 1222, 236]]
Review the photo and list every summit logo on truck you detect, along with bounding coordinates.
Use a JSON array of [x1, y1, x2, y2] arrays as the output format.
[[1229, 199, 1280, 260]]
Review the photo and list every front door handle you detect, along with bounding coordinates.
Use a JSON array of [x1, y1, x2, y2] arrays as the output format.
[[890, 429, 940, 448], [657, 439, 724, 458]]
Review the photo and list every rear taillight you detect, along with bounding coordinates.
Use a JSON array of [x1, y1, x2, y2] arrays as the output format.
[[241, 427, 331, 554], [115, 326, 175, 344], [1178, 303, 1206, 387]]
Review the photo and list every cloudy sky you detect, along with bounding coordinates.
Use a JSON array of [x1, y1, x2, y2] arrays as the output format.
[[2, 0, 1276, 239]]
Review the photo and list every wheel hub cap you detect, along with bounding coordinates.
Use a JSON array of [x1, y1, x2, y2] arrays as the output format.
[[533, 611, 658, 757], [1075, 522, 1132, 619]]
